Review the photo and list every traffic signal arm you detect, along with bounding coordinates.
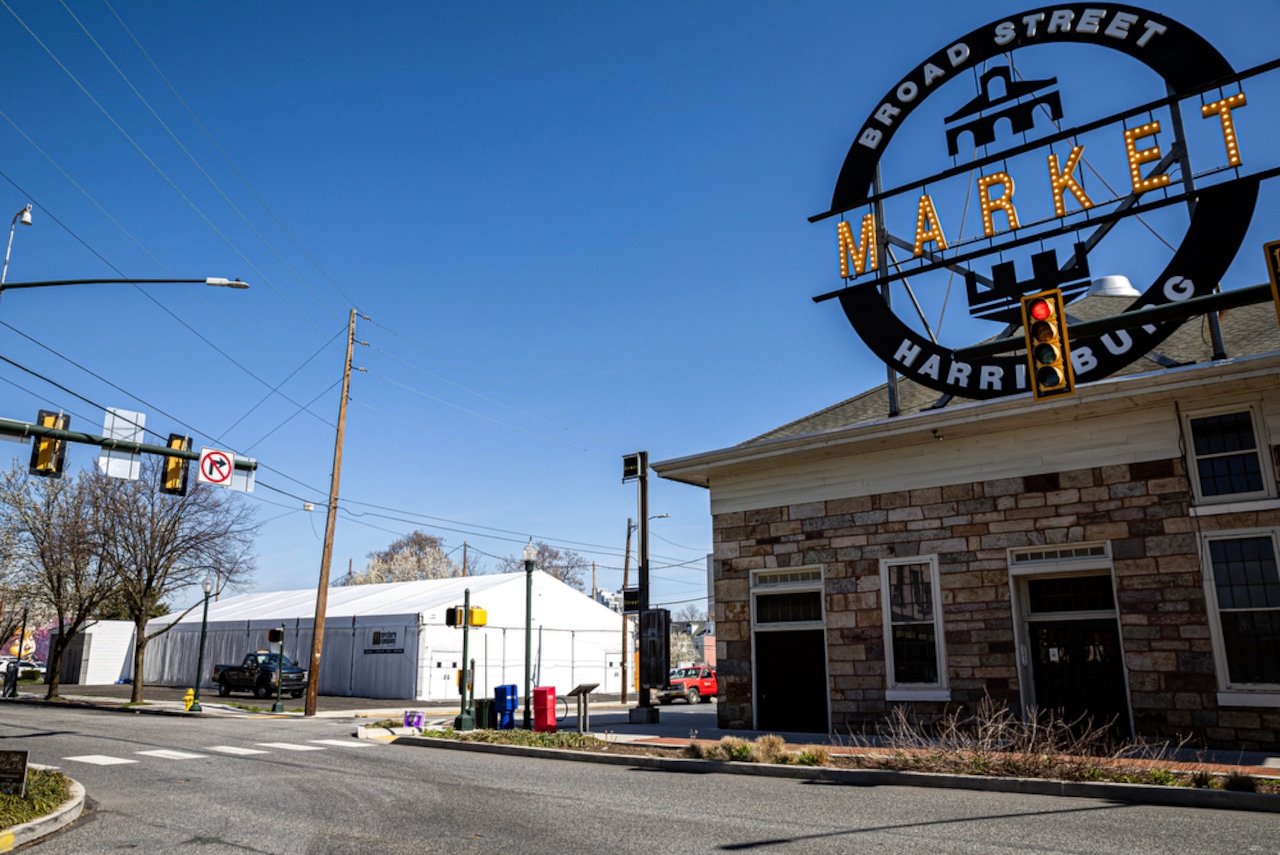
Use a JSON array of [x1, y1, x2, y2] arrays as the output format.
[[0, 418, 258, 471]]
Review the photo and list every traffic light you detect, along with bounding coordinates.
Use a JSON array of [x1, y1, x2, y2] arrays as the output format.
[[1021, 289, 1074, 400], [160, 434, 192, 495], [445, 606, 487, 627], [28, 410, 69, 478]]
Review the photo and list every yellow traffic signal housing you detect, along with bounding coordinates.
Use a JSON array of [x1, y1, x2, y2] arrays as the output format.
[[160, 434, 192, 495], [445, 607, 465, 627], [446, 606, 487, 627], [1021, 289, 1075, 401], [468, 607, 487, 627], [28, 410, 69, 478]]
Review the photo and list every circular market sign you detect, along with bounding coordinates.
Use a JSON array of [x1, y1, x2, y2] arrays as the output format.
[[815, 4, 1259, 399]]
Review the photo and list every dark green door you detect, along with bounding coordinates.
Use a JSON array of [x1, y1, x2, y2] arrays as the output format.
[[754, 629, 828, 733], [1030, 617, 1129, 737]]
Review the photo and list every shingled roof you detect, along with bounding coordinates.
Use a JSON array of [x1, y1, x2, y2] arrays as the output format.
[[752, 295, 1280, 443]]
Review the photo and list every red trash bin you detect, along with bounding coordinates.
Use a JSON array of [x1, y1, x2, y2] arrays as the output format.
[[533, 686, 556, 733]]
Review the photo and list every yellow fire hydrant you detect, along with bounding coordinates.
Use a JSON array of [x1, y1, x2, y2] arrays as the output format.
[[183, 688, 195, 711]]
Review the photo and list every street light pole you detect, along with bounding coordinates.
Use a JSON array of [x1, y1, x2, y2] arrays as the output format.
[[2, 204, 32, 287], [190, 575, 214, 713], [523, 539, 536, 730]]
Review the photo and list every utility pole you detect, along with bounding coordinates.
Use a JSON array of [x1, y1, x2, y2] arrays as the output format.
[[621, 517, 632, 705], [305, 308, 357, 717], [462, 542, 468, 577]]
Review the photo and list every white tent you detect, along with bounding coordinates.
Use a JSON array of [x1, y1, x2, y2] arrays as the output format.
[[144, 572, 623, 701]]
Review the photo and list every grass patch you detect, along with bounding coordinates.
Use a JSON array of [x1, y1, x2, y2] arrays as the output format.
[[0, 769, 71, 831]]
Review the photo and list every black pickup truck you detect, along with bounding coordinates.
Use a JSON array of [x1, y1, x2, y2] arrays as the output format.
[[212, 652, 308, 699]]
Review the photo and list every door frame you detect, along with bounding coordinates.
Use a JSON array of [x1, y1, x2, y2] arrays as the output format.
[[1006, 543, 1134, 735], [749, 566, 829, 731]]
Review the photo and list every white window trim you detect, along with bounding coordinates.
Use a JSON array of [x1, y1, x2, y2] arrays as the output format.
[[1182, 402, 1276, 506], [880, 555, 948, 696], [750, 566, 825, 631], [1199, 527, 1280, 693]]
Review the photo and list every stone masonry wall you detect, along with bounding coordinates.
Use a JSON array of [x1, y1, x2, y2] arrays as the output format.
[[713, 450, 1280, 750]]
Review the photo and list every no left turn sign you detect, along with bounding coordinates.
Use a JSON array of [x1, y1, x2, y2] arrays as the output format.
[[197, 447, 234, 486]]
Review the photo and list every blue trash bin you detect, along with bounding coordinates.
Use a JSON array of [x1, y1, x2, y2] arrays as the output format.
[[495, 684, 518, 729]]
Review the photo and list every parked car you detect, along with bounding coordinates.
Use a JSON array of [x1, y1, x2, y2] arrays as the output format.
[[654, 665, 717, 704], [212, 651, 307, 699], [1, 657, 46, 678]]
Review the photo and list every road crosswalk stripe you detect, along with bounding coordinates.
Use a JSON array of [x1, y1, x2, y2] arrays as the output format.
[[309, 739, 373, 748], [63, 755, 137, 766], [136, 750, 208, 760], [255, 742, 324, 751], [206, 746, 270, 755]]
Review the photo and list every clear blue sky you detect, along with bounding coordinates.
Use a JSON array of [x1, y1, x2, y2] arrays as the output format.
[[1, 1, 1277, 613]]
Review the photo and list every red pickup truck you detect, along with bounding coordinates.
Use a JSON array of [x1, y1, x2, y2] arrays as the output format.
[[655, 665, 717, 704]]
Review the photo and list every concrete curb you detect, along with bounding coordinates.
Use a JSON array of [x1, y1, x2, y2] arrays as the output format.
[[356, 725, 421, 740], [0, 777, 84, 852], [390, 734, 1280, 814]]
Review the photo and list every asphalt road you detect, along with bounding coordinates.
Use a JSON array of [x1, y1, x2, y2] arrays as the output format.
[[2, 705, 1278, 854]]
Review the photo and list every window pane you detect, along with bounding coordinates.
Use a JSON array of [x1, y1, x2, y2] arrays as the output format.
[[1210, 537, 1280, 610], [1197, 454, 1263, 497], [892, 624, 938, 684], [756, 591, 822, 623], [1220, 611, 1280, 684], [1191, 412, 1257, 456], [1027, 576, 1115, 613], [888, 562, 933, 623]]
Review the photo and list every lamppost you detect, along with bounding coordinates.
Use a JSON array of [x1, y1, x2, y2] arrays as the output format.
[[1, 204, 32, 287], [190, 575, 214, 713], [523, 538, 536, 730]]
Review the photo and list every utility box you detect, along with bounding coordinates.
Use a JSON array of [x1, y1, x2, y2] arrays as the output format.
[[495, 684, 518, 729], [533, 686, 556, 733]]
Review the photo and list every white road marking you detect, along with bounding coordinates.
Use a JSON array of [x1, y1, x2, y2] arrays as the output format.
[[63, 755, 137, 766], [255, 742, 325, 751], [136, 750, 208, 760], [309, 739, 373, 748], [206, 745, 270, 755]]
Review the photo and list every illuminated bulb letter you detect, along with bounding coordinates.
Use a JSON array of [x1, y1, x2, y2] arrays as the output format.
[[1047, 145, 1094, 217], [912, 194, 948, 256], [1123, 121, 1170, 194], [977, 172, 1020, 237], [1201, 92, 1247, 167], [836, 214, 878, 278]]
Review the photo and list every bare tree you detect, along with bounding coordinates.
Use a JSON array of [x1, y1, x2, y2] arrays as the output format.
[[0, 465, 118, 698], [91, 458, 257, 703], [339, 530, 461, 585], [497, 541, 588, 591]]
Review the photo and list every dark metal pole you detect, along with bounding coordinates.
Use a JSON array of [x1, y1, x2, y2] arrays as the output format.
[[620, 517, 632, 706], [638, 451, 651, 710], [190, 590, 211, 712], [523, 548, 534, 729], [272, 623, 285, 713]]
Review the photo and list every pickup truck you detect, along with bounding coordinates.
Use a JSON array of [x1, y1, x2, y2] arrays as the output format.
[[654, 665, 717, 705], [212, 652, 308, 700]]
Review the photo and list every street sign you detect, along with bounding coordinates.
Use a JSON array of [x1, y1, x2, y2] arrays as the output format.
[[97, 408, 145, 480], [1265, 240, 1280, 328], [622, 587, 640, 613], [0, 750, 28, 796], [197, 447, 234, 486], [622, 453, 640, 483]]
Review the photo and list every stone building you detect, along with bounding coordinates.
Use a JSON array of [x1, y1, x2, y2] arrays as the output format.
[[654, 299, 1280, 748]]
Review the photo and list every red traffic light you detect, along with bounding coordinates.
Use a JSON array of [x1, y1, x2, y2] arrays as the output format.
[[1019, 289, 1074, 401], [1028, 297, 1054, 322]]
